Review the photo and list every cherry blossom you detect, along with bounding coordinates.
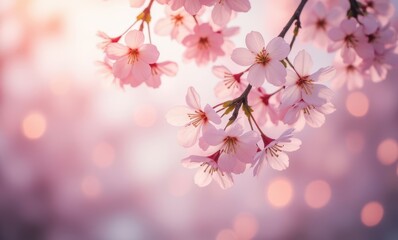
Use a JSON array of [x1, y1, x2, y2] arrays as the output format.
[[201, 123, 260, 173], [182, 151, 234, 189], [182, 23, 225, 65], [231, 31, 290, 87], [333, 55, 368, 90], [248, 87, 280, 127], [166, 87, 221, 147], [328, 19, 374, 63], [167, 0, 214, 15], [106, 30, 159, 87], [253, 129, 301, 175], [97, 31, 122, 50], [301, 2, 342, 48], [212, 65, 247, 99], [281, 50, 335, 108], [155, 6, 196, 42]]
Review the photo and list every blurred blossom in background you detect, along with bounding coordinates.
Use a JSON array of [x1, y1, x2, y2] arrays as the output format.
[[1, 0, 398, 240]]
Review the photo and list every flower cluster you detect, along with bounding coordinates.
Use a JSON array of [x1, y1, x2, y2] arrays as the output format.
[[98, 0, 398, 189]]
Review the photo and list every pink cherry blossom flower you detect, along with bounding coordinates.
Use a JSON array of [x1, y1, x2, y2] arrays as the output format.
[[281, 50, 335, 108], [130, 0, 169, 8], [212, 65, 247, 99], [231, 32, 290, 87], [333, 55, 368, 90], [182, 23, 225, 65], [253, 129, 301, 175], [211, 0, 251, 26], [301, 2, 342, 48], [168, 0, 214, 15], [248, 87, 280, 126], [155, 6, 196, 42], [182, 151, 234, 189], [201, 123, 260, 173], [217, 26, 240, 55], [281, 100, 336, 129], [146, 61, 178, 88], [106, 30, 159, 87], [328, 19, 375, 63], [166, 87, 221, 147], [360, 46, 398, 83], [96, 31, 121, 50]]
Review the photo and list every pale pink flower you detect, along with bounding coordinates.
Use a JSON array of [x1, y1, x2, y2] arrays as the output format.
[[212, 65, 247, 99], [201, 123, 260, 173], [281, 50, 335, 108], [130, 0, 169, 8], [328, 19, 375, 63], [166, 87, 221, 147], [253, 129, 301, 175], [333, 55, 368, 90], [155, 6, 196, 42], [231, 32, 290, 87], [211, 0, 251, 26], [281, 100, 336, 129], [248, 87, 280, 126], [147, 61, 178, 88], [301, 2, 342, 48], [182, 23, 224, 65], [96, 31, 121, 50], [217, 26, 240, 55], [182, 151, 234, 189], [361, 46, 398, 83], [106, 30, 159, 87], [359, 0, 392, 16], [168, 0, 214, 15]]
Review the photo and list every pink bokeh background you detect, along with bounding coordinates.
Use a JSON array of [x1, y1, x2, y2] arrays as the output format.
[[1, 0, 398, 239]]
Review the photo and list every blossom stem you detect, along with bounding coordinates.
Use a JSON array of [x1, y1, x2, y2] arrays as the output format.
[[348, 0, 363, 18], [278, 0, 308, 38]]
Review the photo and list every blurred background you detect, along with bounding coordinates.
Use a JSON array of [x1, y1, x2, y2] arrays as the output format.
[[1, 0, 398, 239]]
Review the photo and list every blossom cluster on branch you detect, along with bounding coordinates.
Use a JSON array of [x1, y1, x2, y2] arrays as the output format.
[[97, 0, 398, 189]]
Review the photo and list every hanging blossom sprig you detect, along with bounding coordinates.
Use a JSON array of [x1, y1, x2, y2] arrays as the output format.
[[98, 0, 398, 189]]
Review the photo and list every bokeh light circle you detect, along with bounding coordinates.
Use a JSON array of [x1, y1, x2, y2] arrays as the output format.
[[361, 201, 384, 227], [216, 229, 238, 240], [233, 213, 258, 239], [267, 178, 293, 208], [304, 180, 332, 209], [22, 111, 47, 139], [377, 138, 398, 165], [92, 142, 115, 168], [346, 91, 369, 117]]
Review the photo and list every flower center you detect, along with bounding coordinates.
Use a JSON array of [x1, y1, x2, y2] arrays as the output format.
[[172, 14, 184, 26], [222, 136, 238, 154], [187, 110, 207, 127], [128, 49, 139, 64], [296, 75, 314, 95], [344, 34, 357, 48], [255, 48, 270, 66], [198, 37, 209, 49], [316, 18, 327, 30]]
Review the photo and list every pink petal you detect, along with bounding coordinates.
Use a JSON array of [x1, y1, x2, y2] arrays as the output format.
[[131, 60, 151, 84], [253, 150, 266, 176], [282, 138, 302, 152], [157, 61, 178, 76], [146, 75, 161, 88], [212, 65, 231, 79], [268, 152, 289, 170], [293, 50, 313, 76], [184, 0, 201, 15], [328, 28, 345, 41], [231, 48, 255, 66], [341, 19, 357, 35], [165, 106, 191, 126], [203, 104, 221, 124], [139, 44, 160, 63], [283, 105, 301, 125], [125, 30, 145, 49], [213, 171, 234, 189], [212, 3, 231, 26], [266, 37, 290, 60], [112, 56, 132, 79], [305, 108, 325, 128], [194, 166, 213, 187], [106, 43, 129, 59], [264, 60, 287, 86], [247, 64, 266, 87], [154, 18, 174, 36], [310, 66, 336, 82], [203, 127, 225, 146], [281, 85, 301, 107], [245, 31, 265, 53], [218, 154, 237, 173], [185, 86, 201, 109], [177, 125, 201, 147], [227, 0, 250, 12], [129, 0, 145, 7]]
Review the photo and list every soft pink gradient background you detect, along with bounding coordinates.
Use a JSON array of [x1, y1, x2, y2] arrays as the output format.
[[1, 0, 398, 239]]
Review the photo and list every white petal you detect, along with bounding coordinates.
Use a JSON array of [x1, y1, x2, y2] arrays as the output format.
[[266, 37, 290, 60], [194, 166, 213, 187], [265, 60, 287, 86], [125, 30, 145, 49], [293, 50, 313, 76], [305, 108, 325, 128], [268, 152, 289, 171], [245, 31, 265, 53], [177, 125, 201, 147], [231, 48, 255, 66], [247, 64, 266, 87], [185, 86, 201, 109], [165, 106, 191, 126], [213, 171, 234, 189]]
